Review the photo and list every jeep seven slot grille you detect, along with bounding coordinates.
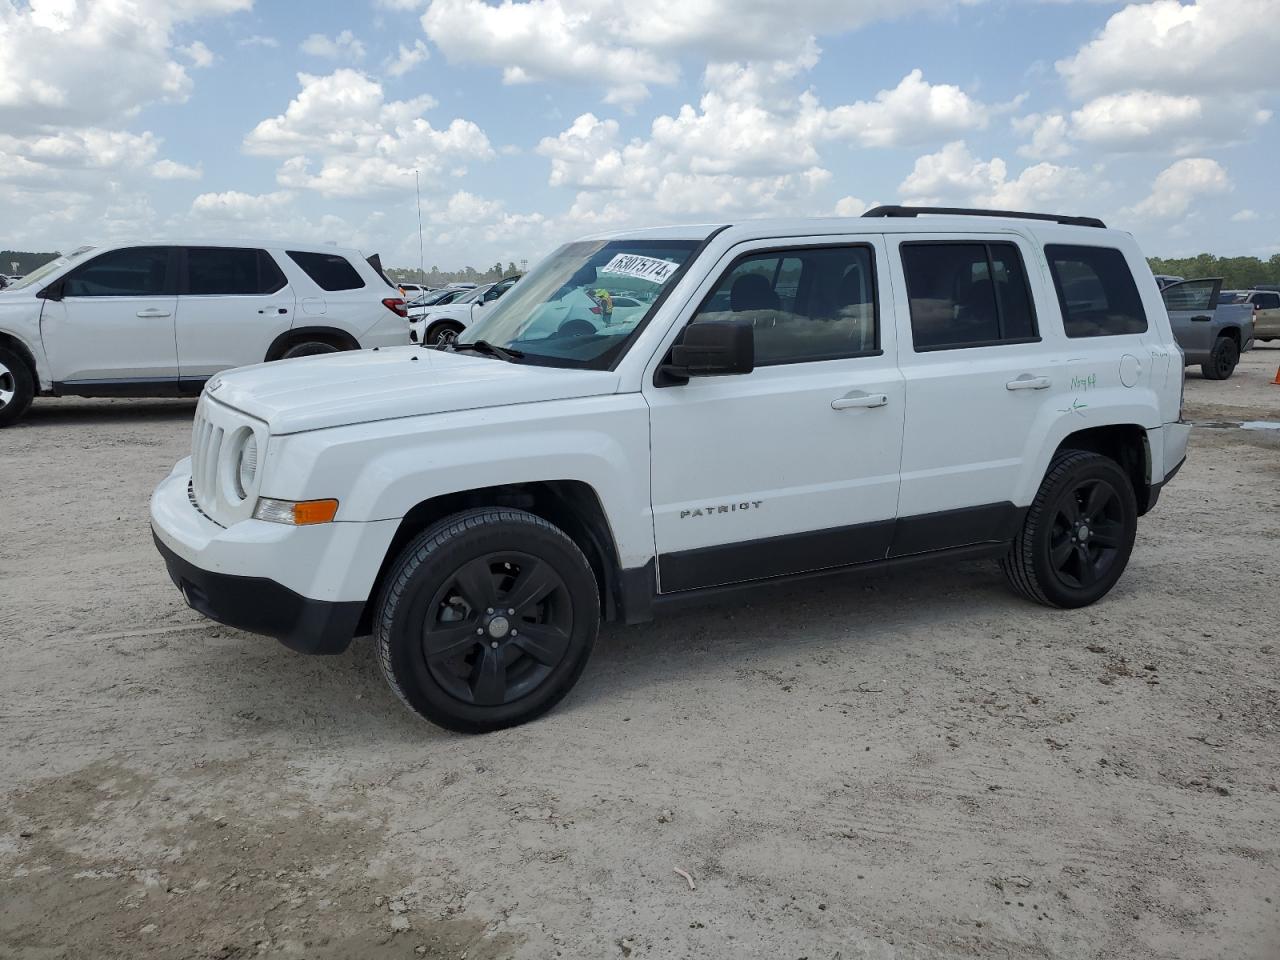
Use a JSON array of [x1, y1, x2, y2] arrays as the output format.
[[190, 407, 224, 517]]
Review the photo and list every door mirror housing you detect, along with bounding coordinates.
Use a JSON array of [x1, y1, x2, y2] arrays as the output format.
[[660, 320, 754, 384]]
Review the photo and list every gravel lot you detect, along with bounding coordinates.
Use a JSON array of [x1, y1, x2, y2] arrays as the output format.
[[2, 347, 1278, 960]]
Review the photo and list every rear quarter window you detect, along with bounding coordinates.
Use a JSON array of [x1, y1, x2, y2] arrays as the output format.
[[286, 251, 365, 292], [1045, 245, 1147, 338]]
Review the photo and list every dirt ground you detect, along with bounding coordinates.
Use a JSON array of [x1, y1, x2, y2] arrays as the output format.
[[1, 347, 1278, 960]]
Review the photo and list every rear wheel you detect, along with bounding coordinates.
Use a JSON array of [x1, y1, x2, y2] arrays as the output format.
[[0, 346, 35, 428], [280, 340, 341, 360], [375, 508, 599, 733], [426, 321, 464, 346], [1200, 336, 1239, 380], [1001, 450, 1137, 608]]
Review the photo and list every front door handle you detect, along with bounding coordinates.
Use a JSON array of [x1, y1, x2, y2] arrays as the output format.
[[1006, 375, 1051, 391], [832, 392, 888, 410], [1190, 315, 1211, 322], [135, 308, 171, 318]]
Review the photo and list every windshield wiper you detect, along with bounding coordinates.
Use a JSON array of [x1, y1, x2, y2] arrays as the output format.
[[450, 339, 525, 362]]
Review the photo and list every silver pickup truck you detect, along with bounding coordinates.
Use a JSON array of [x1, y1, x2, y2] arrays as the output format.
[[1161, 278, 1255, 380]]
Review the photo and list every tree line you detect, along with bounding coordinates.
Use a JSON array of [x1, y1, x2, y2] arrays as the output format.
[[386, 261, 523, 286], [1, 250, 60, 274], [1146, 254, 1280, 290]]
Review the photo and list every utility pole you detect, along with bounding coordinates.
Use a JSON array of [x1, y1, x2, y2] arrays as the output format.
[[415, 170, 425, 284]]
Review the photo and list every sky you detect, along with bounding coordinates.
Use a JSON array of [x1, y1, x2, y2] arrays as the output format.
[[1, 0, 1277, 270]]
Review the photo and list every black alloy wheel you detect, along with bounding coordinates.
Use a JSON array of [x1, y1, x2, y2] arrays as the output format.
[[1046, 477, 1125, 591], [420, 552, 573, 707]]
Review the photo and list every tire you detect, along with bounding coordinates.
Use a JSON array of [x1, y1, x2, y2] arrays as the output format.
[[555, 319, 596, 338], [280, 340, 341, 360], [1000, 450, 1138, 609], [0, 345, 35, 428], [425, 321, 464, 346], [375, 508, 600, 733], [1200, 336, 1239, 380]]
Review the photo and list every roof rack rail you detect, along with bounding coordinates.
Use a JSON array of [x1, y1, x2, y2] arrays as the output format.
[[862, 205, 1106, 229]]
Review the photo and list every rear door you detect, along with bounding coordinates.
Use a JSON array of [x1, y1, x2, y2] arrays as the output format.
[[1160, 278, 1221, 361], [39, 246, 178, 384], [888, 234, 1061, 549], [176, 247, 295, 384]]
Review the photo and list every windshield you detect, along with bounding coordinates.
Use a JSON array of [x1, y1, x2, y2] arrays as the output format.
[[6, 246, 95, 291], [457, 239, 700, 368], [457, 285, 489, 304]]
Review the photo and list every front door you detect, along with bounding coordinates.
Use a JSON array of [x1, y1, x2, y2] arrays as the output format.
[[645, 236, 905, 593], [39, 246, 178, 384], [176, 247, 296, 383], [1161, 278, 1222, 359]]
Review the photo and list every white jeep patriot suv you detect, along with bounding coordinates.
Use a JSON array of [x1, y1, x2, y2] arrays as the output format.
[[150, 207, 1190, 732]]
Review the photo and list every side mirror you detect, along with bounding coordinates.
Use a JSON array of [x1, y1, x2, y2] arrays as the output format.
[[661, 320, 754, 384]]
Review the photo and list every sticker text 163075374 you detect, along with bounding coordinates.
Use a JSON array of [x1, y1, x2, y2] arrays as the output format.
[[600, 254, 679, 285]]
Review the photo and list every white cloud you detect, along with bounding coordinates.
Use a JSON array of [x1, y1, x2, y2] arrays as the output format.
[[151, 159, 202, 180], [1057, 0, 1280, 99], [0, 129, 161, 183], [300, 30, 367, 62], [0, 0, 251, 132], [386, 39, 430, 77], [1069, 90, 1270, 150], [824, 69, 993, 147], [1124, 157, 1231, 219], [190, 189, 294, 220], [834, 196, 868, 216], [239, 34, 279, 48], [178, 40, 215, 68], [899, 140, 1091, 211], [1230, 209, 1259, 222], [244, 70, 493, 198], [1014, 113, 1072, 160], [422, 0, 986, 102]]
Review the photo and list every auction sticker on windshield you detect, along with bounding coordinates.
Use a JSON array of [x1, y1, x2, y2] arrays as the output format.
[[600, 254, 679, 285]]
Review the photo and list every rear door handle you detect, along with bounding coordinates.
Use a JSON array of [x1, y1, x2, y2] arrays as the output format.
[[1006, 375, 1051, 391], [1190, 315, 1211, 322], [832, 392, 888, 410], [135, 308, 171, 318]]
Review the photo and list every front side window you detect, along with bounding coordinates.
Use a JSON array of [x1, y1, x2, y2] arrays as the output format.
[[459, 239, 700, 368], [1046, 244, 1147, 338], [1161, 279, 1218, 312], [63, 247, 171, 297], [187, 248, 286, 296], [901, 242, 1038, 351], [688, 245, 878, 365], [287, 251, 365, 292]]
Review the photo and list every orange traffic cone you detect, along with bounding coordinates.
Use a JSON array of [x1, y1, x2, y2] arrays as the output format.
[[1273, 364, 1280, 385]]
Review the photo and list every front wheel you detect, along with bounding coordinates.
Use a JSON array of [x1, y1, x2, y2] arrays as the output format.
[[375, 508, 600, 733], [0, 346, 35, 428], [1201, 336, 1239, 380], [1001, 450, 1138, 608], [426, 321, 464, 346]]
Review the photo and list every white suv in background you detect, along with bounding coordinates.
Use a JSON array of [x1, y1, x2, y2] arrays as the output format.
[[0, 240, 409, 427], [151, 207, 1190, 733]]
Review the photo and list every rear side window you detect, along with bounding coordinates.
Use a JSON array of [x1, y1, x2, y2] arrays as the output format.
[[1046, 245, 1147, 337], [186, 248, 286, 296], [63, 247, 171, 297], [287, 251, 365, 291], [689, 245, 879, 365], [1256, 292, 1280, 310], [901, 242, 1038, 351]]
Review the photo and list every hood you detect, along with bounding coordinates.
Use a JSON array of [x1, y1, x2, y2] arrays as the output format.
[[208, 346, 622, 435]]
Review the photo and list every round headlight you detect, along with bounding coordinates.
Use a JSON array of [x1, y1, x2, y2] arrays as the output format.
[[236, 433, 258, 499]]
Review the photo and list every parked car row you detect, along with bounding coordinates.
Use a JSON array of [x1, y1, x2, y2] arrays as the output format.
[[0, 241, 408, 426]]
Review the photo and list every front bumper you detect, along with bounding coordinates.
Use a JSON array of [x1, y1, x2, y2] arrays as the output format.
[[154, 532, 362, 654], [150, 458, 399, 654]]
